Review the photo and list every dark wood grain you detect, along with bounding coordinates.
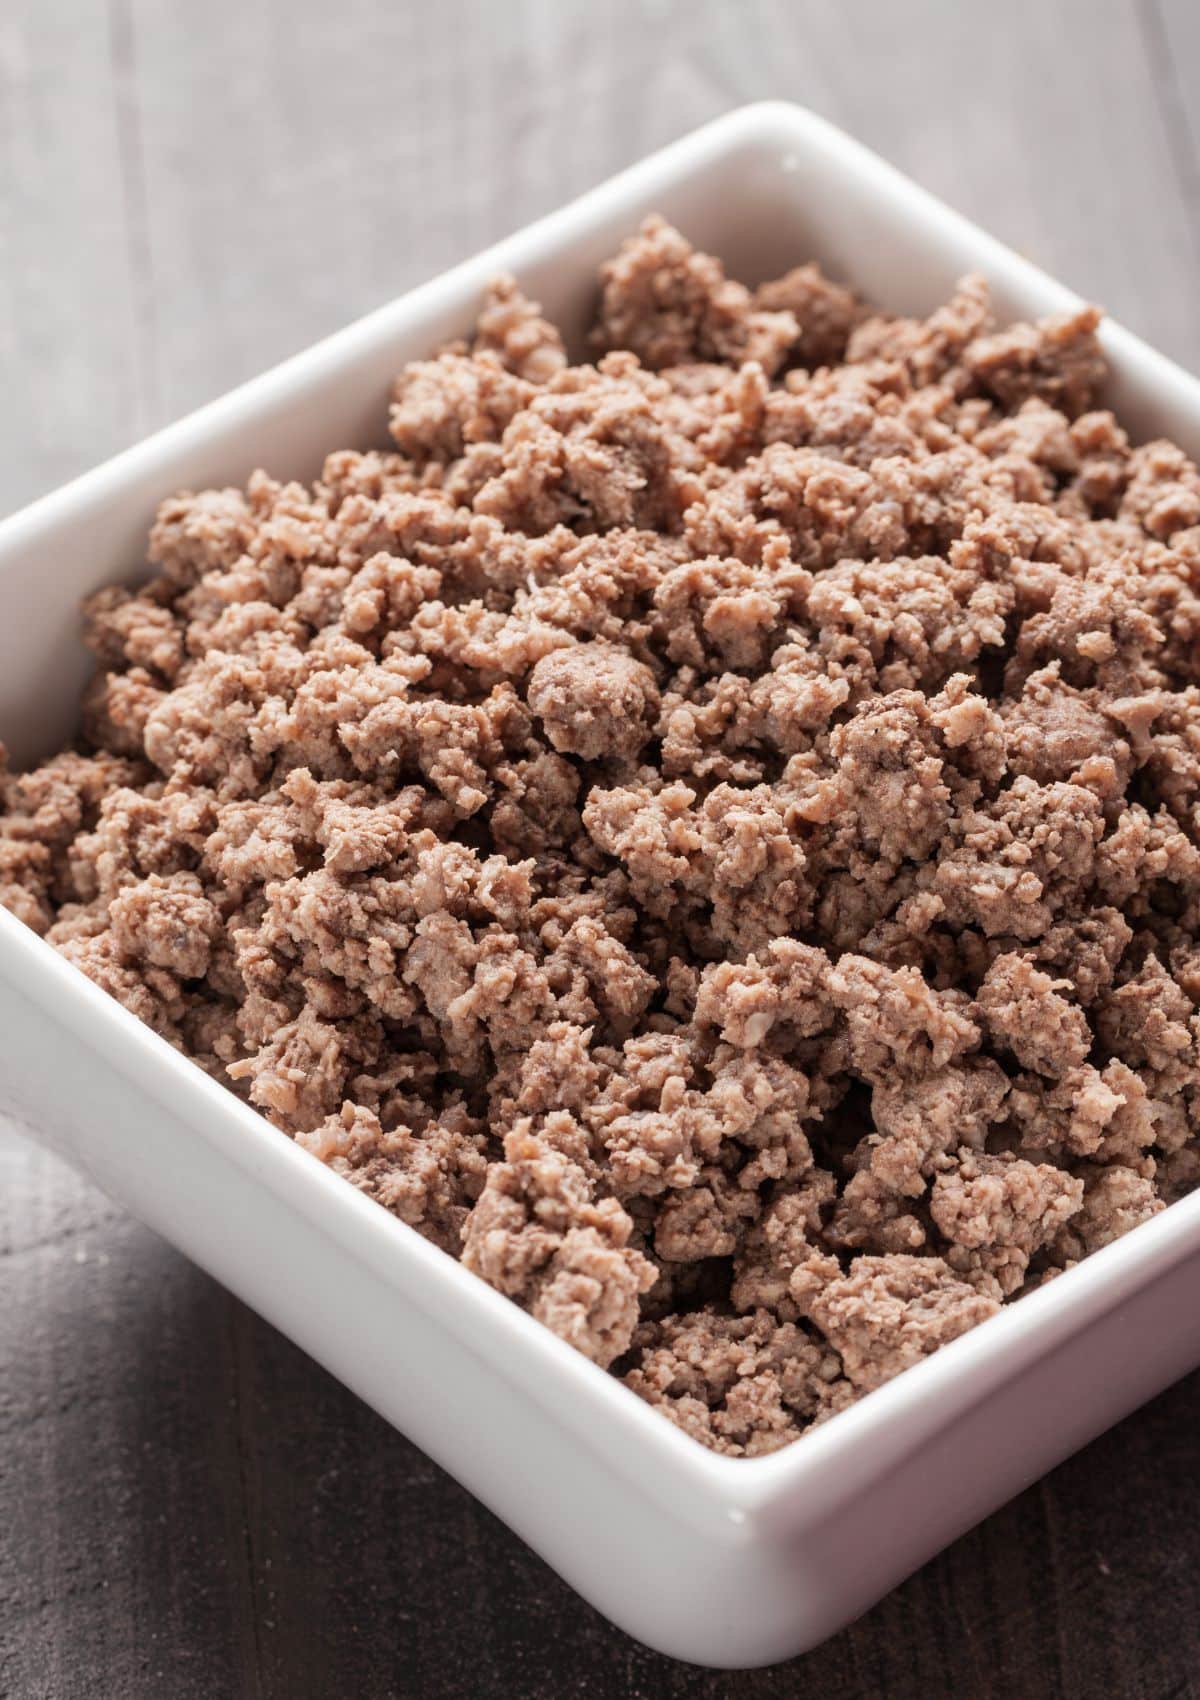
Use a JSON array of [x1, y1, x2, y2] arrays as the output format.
[[5, 2, 1200, 1694]]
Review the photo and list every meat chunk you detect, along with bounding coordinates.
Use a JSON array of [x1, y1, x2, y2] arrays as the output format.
[[527, 642, 660, 762], [828, 955, 980, 1084], [1048, 1166, 1164, 1265], [623, 1308, 853, 1456], [867, 1059, 1009, 1196], [803, 1255, 1000, 1392], [976, 953, 1091, 1077], [299, 1101, 488, 1254], [930, 1153, 1083, 1295], [593, 216, 798, 376], [107, 872, 223, 980], [461, 1129, 654, 1368]]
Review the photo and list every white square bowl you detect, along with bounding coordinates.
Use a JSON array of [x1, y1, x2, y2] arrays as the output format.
[[5, 102, 1200, 1670]]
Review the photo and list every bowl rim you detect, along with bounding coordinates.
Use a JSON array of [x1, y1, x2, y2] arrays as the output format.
[[5, 98, 1200, 1530]]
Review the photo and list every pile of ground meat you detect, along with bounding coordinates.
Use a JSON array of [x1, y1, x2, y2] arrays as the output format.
[[6, 216, 1200, 1456]]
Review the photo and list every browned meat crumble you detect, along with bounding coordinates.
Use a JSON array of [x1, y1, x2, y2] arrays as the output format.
[[7, 214, 1200, 1456]]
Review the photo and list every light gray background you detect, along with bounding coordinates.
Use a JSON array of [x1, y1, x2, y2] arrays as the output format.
[[4, 5, 1200, 1697]]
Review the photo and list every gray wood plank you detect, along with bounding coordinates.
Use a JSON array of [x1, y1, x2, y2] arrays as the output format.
[[1147, 0, 1200, 331], [0, 1, 147, 513]]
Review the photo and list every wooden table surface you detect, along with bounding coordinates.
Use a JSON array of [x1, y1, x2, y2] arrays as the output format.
[[4, 3, 1200, 1695]]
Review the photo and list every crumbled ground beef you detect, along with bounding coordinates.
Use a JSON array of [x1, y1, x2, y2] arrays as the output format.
[[5, 218, 1200, 1455]]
